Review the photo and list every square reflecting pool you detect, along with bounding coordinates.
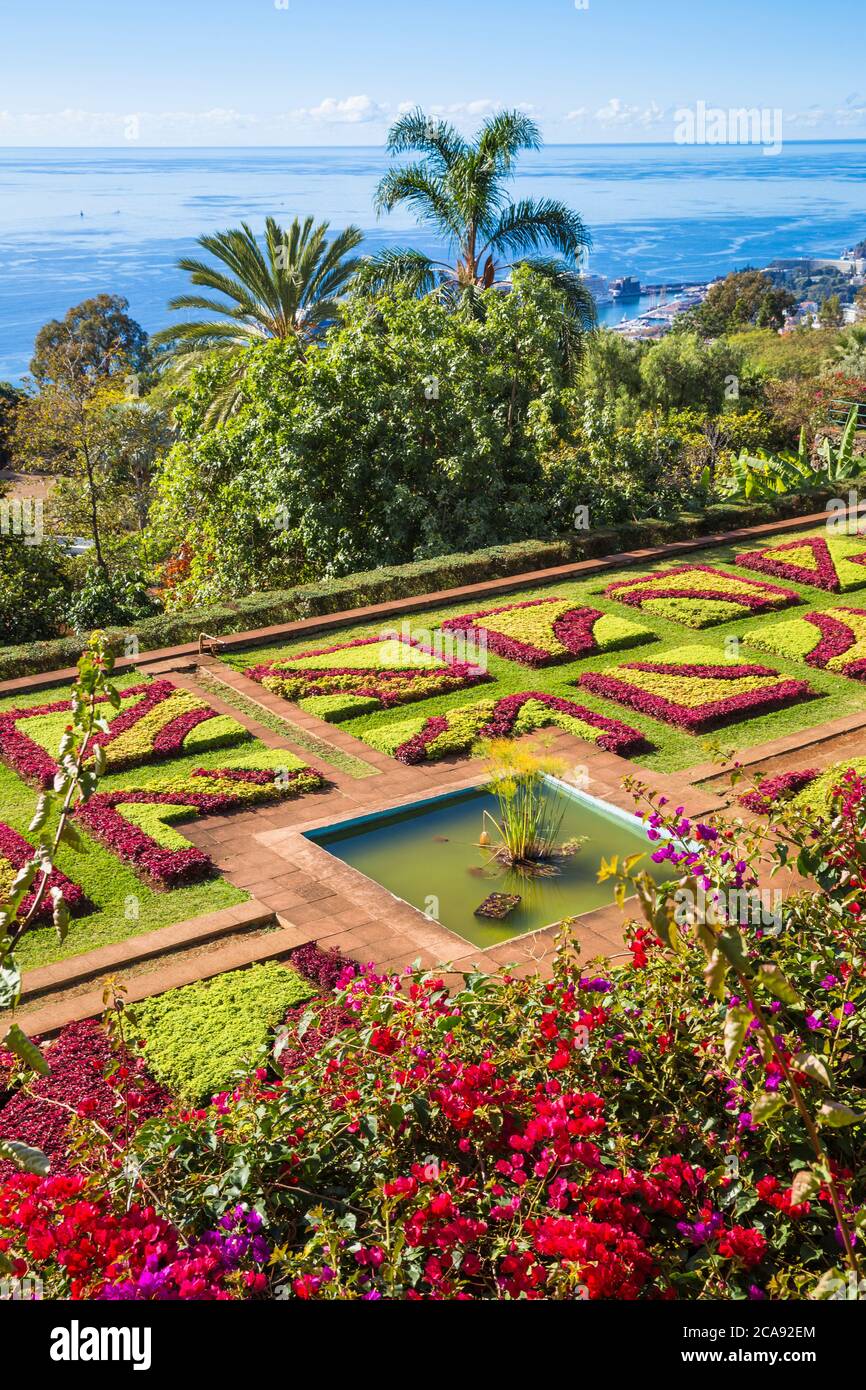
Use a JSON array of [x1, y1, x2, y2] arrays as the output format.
[[305, 780, 667, 950]]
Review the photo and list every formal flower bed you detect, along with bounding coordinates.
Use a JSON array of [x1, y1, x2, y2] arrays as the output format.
[[0, 679, 252, 788], [364, 691, 650, 763], [739, 767, 821, 814], [3, 771, 866, 1301], [602, 565, 801, 630], [74, 753, 326, 887], [440, 597, 654, 667], [0, 1020, 169, 1180], [0, 821, 90, 922], [245, 633, 490, 722], [579, 646, 816, 733], [735, 534, 866, 594], [746, 606, 866, 678]]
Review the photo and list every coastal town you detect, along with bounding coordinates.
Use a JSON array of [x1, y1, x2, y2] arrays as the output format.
[[586, 239, 866, 339]]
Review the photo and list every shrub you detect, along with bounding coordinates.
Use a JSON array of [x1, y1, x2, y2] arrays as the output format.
[[127, 964, 315, 1101]]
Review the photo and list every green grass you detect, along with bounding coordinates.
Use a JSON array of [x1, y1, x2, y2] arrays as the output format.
[[220, 525, 866, 775]]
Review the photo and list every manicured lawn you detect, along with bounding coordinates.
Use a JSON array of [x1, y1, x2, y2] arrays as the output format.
[[222, 525, 866, 774]]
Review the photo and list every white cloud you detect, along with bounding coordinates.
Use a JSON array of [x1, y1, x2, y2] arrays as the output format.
[[566, 107, 587, 122], [298, 95, 388, 125]]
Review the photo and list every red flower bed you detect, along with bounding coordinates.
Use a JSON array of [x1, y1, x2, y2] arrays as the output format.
[[735, 536, 866, 593], [0, 821, 90, 921], [579, 669, 814, 733], [739, 768, 820, 814], [0, 1020, 169, 1180]]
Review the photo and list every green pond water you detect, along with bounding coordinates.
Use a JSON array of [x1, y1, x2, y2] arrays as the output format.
[[307, 783, 667, 950]]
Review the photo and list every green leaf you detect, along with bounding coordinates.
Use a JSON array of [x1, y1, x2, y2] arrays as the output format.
[[723, 1005, 752, 1065], [755, 963, 800, 1005], [703, 949, 728, 1001], [716, 926, 749, 973], [0, 1139, 51, 1176], [2, 1023, 50, 1077], [58, 819, 85, 852], [751, 1091, 786, 1124], [0, 960, 22, 1012], [794, 1052, 832, 1088], [818, 1100, 865, 1128], [28, 794, 53, 834]]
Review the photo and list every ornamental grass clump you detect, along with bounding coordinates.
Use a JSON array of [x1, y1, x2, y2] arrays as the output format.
[[480, 740, 580, 873]]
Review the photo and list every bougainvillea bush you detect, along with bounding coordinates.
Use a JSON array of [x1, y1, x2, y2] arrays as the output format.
[[735, 534, 866, 595], [440, 598, 654, 668], [579, 646, 816, 733], [363, 691, 650, 763], [601, 565, 801, 630], [3, 764, 866, 1301]]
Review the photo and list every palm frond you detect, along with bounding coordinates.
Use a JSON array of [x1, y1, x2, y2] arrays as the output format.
[[353, 248, 444, 300], [484, 199, 592, 260], [385, 107, 468, 169]]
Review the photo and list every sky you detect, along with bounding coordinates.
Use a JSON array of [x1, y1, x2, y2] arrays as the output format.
[[0, 0, 863, 147]]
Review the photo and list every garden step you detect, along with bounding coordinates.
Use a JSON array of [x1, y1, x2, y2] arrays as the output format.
[[12, 919, 316, 1039], [17, 900, 277, 1005]]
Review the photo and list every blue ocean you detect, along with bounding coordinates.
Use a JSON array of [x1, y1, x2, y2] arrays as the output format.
[[1, 141, 864, 380]]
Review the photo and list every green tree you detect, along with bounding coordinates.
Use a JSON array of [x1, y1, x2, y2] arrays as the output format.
[[153, 216, 362, 420], [359, 108, 595, 341], [681, 270, 795, 336], [639, 333, 745, 414], [30, 294, 149, 389], [826, 324, 866, 377], [0, 381, 25, 468], [819, 294, 845, 329], [152, 267, 576, 604]]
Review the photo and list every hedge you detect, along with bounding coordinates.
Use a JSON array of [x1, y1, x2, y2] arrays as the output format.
[[0, 488, 851, 683]]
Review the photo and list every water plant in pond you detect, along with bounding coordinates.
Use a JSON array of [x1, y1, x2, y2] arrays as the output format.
[[480, 741, 583, 875]]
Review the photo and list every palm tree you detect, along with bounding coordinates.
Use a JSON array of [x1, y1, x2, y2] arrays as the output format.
[[358, 108, 596, 336], [153, 216, 362, 420]]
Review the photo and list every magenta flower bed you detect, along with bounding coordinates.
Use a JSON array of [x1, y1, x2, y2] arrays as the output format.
[[74, 765, 324, 887], [0, 680, 232, 788], [0, 1020, 169, 1180], [0, 821, 90, 921], [246, 632, 490, 711], [603, 564, 800, 616], [579, 670, 815, 733], [735, 536, 857, 592], [393, 691, 650, 763], [740, 768, 820, 814], [441, 599, 605, 667]]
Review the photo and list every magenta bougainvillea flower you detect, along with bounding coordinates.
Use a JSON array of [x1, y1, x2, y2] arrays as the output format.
[[0, 821, 90, 921]]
